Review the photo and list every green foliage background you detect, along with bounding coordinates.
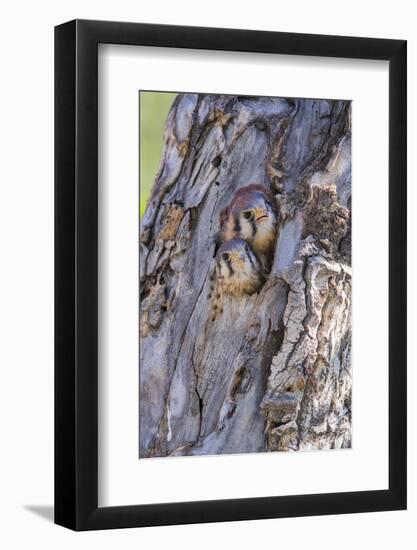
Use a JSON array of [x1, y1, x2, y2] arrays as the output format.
[[140, 92, 177, 218]]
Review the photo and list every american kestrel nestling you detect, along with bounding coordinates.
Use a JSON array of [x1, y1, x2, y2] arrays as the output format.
[[218, 184, 278, 271], [209, 238, 264, 321]]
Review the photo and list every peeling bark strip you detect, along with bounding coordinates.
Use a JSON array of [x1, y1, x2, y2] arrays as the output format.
[[139, 93, 351, 458]]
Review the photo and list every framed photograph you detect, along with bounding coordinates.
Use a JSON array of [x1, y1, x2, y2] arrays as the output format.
[[55, 20, 407, 530]]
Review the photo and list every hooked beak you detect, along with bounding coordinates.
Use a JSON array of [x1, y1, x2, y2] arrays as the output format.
[[255, 209, 270, 222]]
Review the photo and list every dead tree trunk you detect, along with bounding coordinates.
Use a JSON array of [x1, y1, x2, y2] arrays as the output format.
[[140, 94, 352, 457]]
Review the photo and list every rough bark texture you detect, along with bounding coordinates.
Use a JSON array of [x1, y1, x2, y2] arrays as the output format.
[[139, 94, 352, 457]]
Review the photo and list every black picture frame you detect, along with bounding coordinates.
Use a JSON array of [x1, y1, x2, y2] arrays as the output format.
[[55, 19, 407, 531]]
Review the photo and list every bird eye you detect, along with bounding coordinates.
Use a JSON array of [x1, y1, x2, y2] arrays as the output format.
[[222, 252, 231, 262], [243, 210, 254, 220]]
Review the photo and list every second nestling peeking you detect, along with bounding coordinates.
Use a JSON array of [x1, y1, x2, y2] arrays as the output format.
[[209, 238, 265, 321]]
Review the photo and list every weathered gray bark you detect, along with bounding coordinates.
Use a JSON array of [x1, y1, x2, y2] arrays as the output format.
[[139, 94, 352, 457]]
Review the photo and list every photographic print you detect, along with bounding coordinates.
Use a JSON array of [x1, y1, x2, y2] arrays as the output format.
[[139, 92, 352, 459]]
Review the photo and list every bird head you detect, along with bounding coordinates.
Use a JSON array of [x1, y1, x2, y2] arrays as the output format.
[[230, 188, 277, 241], [216, 238, 260, 279]]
